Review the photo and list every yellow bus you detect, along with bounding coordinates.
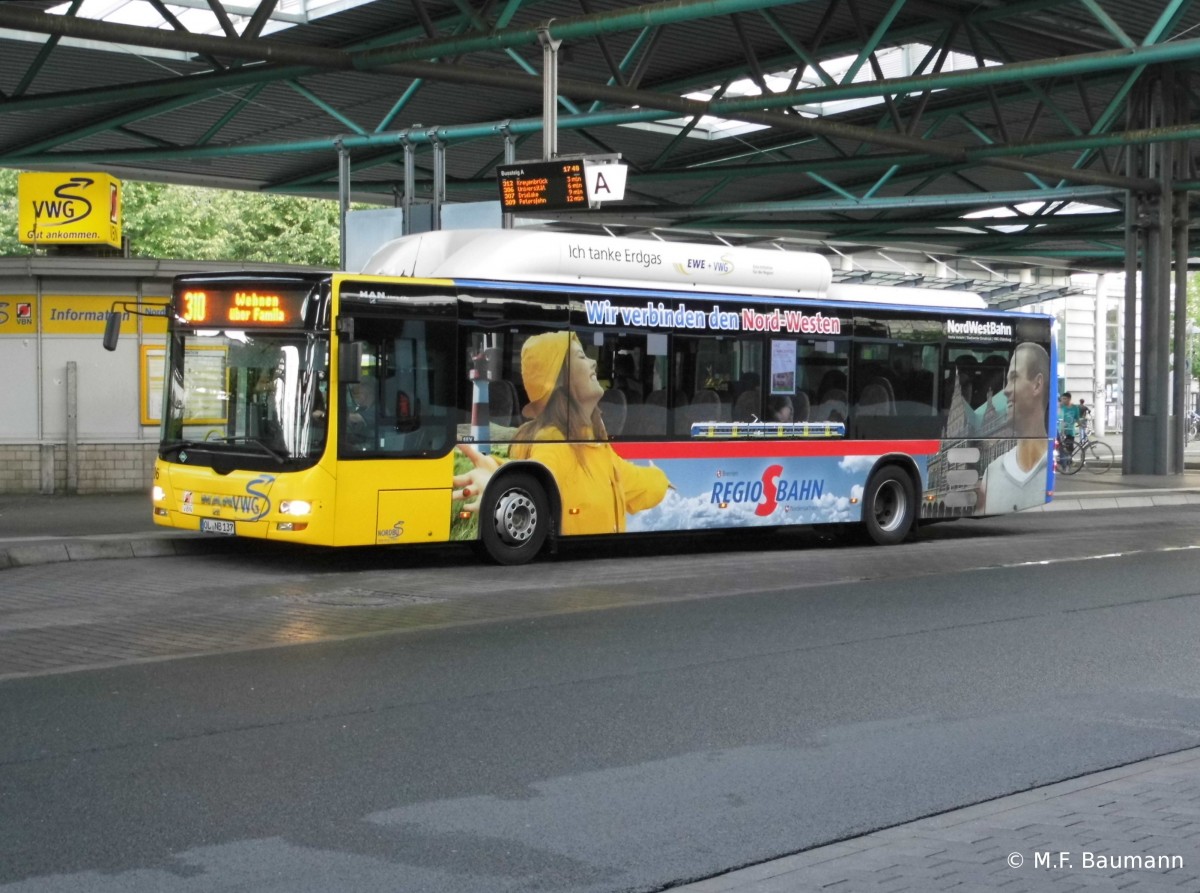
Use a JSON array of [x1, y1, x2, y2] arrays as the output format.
[[129, 229, 1055, 564]]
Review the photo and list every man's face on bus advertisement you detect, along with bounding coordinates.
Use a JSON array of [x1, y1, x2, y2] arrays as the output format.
[[1002, 347, 1042, 432]]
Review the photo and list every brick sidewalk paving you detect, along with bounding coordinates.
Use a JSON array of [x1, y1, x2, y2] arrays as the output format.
[[672, 748, 1200, 892]]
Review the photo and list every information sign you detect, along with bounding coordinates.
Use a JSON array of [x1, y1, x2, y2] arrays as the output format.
[[177, 285, 309, 328], [496, 160, 588, 211]]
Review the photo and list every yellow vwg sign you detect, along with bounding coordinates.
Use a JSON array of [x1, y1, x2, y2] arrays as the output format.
[[17, 172, 122, 249]]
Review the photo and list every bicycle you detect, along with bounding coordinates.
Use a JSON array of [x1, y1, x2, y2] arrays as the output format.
[[1185, 410, 1200, 444], [1057, 424, 1113, 474]]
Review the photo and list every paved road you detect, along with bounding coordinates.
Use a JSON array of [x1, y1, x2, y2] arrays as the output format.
[[3, 505, 1200, 891]]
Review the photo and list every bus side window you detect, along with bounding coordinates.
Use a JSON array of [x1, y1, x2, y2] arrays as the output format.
[[943, 346, 1013, 438], [852, 341, 945, 439], [802, 340, 850, 423], [341, 316, 455, 457]]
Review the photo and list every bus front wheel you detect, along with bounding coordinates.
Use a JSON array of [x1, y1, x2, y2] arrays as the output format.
[[862, 466, 915, 546], [479, 473, 550, 565]]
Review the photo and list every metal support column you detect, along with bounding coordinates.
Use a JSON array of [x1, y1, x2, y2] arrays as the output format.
[[1122, 127, 1141, 472], [335, 136, 350, 270], [66, 360, 77, 495], [1173, 189, 1189, 470], [429, 131, 444, 231], [1171, 67, 1192, 472], [401, 134, 415, 235], [1127, 67, 1181, 474], [539, 25, 561, 160], [1094, 273, 1107, 438], [502, 124, 516, 230]]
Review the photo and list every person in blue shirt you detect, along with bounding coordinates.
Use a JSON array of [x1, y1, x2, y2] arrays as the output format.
[[1058, 391, 1080, 470]]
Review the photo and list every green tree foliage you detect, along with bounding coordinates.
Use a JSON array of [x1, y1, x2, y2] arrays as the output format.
[[1189, 272, 1200, 380], [121, 181, 227, 260], [215, 191, 341, 266], [0, 170, 349, 266], [0, 169, 32, 256]]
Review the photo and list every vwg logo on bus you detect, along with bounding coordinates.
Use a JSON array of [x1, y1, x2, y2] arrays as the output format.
[[197, 475, 274, 520], [17, 172, 123, 248]]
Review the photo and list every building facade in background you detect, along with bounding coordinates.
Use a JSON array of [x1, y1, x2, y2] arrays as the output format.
[[0, 256, 313, 494]]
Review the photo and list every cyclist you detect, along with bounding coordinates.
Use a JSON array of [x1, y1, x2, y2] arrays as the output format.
[[1057, 392, 1080, 472]]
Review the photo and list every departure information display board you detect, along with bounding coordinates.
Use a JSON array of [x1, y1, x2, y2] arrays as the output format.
[[497, 160, 588, 211], [176, 286, 309, 327]]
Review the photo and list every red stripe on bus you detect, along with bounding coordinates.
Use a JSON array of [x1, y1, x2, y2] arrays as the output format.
[[611, 440, 941, 460]]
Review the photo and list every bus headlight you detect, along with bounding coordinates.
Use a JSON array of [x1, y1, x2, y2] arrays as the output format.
[[280, 500, 312, 516], [152, 486, 165, 502]]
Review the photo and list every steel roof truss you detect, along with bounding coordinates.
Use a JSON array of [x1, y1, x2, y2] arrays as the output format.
[[198, 82, 268, 145], [287, 80, 368, 135], [11, 0, 83, 99]]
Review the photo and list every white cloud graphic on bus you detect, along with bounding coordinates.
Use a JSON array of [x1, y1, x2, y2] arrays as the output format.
[[839, 455, 882, 473], [627, 486, 856, 532]]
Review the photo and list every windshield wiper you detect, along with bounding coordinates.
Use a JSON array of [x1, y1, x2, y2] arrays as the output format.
[[216, 437, 288, 463], [160, 437, 287, 464], [160, 440, 206, 458]]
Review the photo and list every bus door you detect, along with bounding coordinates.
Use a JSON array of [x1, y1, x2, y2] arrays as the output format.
[[333, 281, 458, 546]]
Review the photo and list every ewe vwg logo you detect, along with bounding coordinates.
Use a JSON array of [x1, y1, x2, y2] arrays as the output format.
[[32, 177, 95, 227]]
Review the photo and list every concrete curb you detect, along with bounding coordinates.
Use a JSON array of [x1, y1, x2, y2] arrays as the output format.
[[4, 487, 1200, 570], [1032, 492, 1200, 512], [0, 534, 241, 569]]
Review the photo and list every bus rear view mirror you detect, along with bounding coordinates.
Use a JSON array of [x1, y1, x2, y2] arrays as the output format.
[[102, 311, 121, 351]]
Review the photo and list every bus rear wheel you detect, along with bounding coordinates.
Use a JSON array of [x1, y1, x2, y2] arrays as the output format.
[[862, 466, 915, 546], [479, 473, 550, 565]]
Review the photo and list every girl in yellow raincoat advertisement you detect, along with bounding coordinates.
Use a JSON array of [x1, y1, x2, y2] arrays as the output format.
[[453, 331, 669, 536]]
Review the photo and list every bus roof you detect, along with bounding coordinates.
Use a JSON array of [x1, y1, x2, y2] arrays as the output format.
[[360, 229, 987, 311]]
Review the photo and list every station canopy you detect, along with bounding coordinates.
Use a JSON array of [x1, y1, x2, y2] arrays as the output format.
[[2, 0, 1199, 308]]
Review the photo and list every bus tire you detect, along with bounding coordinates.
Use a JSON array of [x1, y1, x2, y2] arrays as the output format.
[[479, 472, 550, 565], [861, 465, 915, 546]]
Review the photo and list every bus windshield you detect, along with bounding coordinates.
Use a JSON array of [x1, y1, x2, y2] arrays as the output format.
[[160, 329, 330, 467]]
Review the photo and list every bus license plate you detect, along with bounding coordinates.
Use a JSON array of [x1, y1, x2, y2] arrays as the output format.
[[200, 518, 236, 536]]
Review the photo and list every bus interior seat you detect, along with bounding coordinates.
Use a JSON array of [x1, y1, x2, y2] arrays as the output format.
[[647, 388, 685, 409], [859, 379, 897, 415], [682, 388, 724, 429], [858, 379, 895, 416], [599, 387, 627, 436], [631, 388, 669, 437], [612, 353, 643, 403], [816, 388, 848, 423], [733, 388, 761, 421], [908, 370, 935, 413], [632, 401, 667, 437], [793, 391, 811, 422], [488, 379, 519, 427]]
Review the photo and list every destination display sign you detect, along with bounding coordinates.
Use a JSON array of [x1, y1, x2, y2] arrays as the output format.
[[497, 160, 588, 211], [176, 286, 309, 327]]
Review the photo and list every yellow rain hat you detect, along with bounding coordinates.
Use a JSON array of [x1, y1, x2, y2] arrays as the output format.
[[521, 331, 574, 418]]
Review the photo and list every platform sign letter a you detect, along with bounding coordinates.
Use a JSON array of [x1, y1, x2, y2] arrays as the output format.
[[584, 162, 627, 203]]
